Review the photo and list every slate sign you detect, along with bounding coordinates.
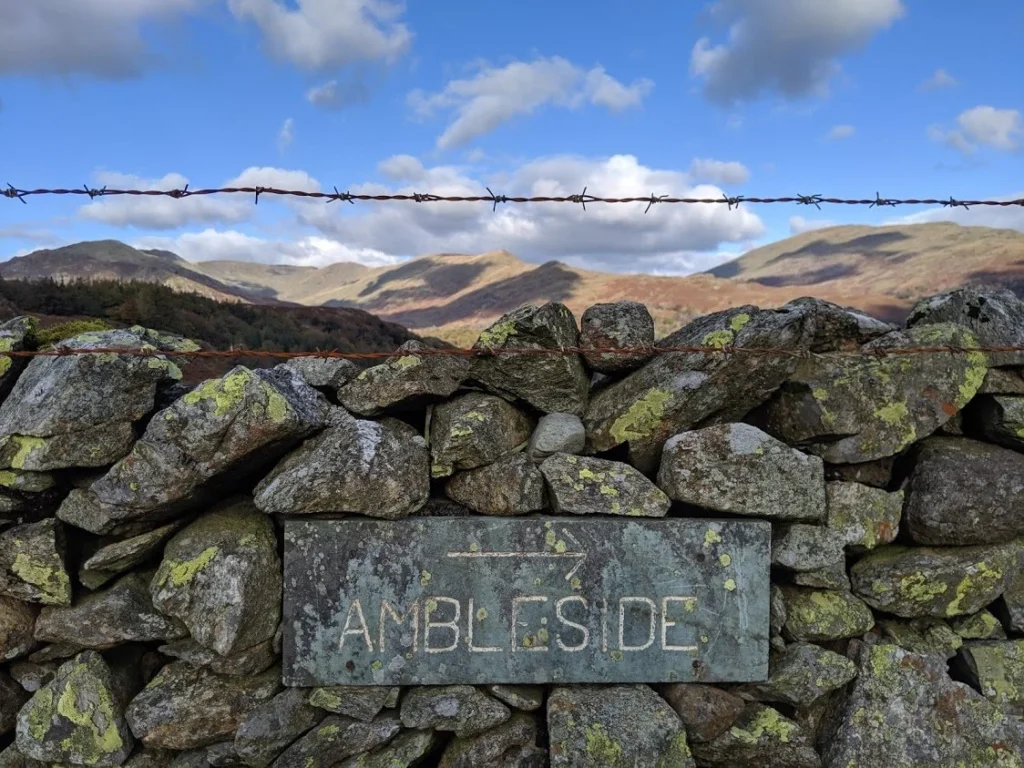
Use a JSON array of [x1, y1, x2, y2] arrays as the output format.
[[282, 517, 770, 686]]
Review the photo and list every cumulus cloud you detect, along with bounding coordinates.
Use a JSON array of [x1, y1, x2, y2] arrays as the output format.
[[789, 215, 838, 235], [888, 191, 1024, 233], [226, 0, 411, 71], [826, 124, 855, 140], [920, 68, 957, 90], [688, 158, 750, 186], [929, 106, 1023, 154], [408, 57, 654, 149], [690, 0, 905, 105]]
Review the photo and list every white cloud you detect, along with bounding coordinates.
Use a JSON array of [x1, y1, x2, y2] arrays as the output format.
[[826, 124, 855, 140], [789, 215, 838, 235], [929, 106, 1023, 154], [408, 56, 654, 149], [226, 0, 411, 71], [690, 0, 905, 105], [888, 192, 1024, 233], [278, 118, 295, 151], [306, 75, 370, 109], [920, 68, 957, 90], [0, 0, 201, 78], [688, 158, 750, 186]]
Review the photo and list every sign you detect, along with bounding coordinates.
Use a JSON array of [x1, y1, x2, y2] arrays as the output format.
[[282, 517, 770, 686]]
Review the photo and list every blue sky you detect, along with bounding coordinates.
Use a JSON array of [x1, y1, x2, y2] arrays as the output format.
[[0, 0, 1021, 274]]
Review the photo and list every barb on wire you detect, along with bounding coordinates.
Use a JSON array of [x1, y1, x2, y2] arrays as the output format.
[[327, 187, 355, 205]]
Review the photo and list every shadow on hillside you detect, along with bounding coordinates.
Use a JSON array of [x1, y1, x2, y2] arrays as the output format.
[[357, 261, 489, 300], [754, 264, 861, 287], [965, 262, 1024, 296]]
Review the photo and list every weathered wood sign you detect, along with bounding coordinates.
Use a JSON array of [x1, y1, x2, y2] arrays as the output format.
[[282, 517, 770, 686]]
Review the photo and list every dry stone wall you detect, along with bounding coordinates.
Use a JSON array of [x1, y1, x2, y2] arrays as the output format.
[[0, 289, 1022, 767]]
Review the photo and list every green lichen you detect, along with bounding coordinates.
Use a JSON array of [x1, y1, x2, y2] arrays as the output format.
[[477, 320, 518, 348], [55, 660, 125, 764], [11, 552, 69, 604], [946, 560, 1002, 616], [161, 546, 219, 588], [957, 350, 988, 407], [370, 660, 384, 671], [724, 578, 737, 591], [0, 356, 11, 376], [8, 435, 47, 470], [419, 570, 431, 587], [811, 387, 829, 401], [899, 572, 949, 605], [704, 529, 722, 547], [609, 389, 672, 444], [730, 313, 751, 332], [263, 384, 291, 424], [391, 355, 422, 370], [719, 553, 732, 567], [27, 687, 54, 740], [873, 400, 917, 447], [729, 707, 797, 745], [702, 330, 735, 349], [599, 484, 619, 496], [182, 370, 251, 417], [0, 470, 17, 487]]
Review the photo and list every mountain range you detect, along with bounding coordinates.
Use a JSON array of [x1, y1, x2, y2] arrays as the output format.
[[3, 221, 1023, 343]]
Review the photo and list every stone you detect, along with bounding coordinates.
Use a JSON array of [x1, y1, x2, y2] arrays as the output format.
[[15, 651, 134, 767], [1, 670, 29, 735], [428, 392, 534, 478], [57, 365, 327, 535], [0, 595, 37, 660], [975, 394, 1024, 450], [0, 469, 64, 530], [906, 286, 1024, 366], [850, 541, 1021, 618], [951, 610, 1007, 641], [659, 684, 745, 743], [981, 366, 1024, 394], [253, 409, 429, 519], [526, 413, 586, 463], [151, 500, 282, 657], [399, 686, 509, 737], [540, 453, 670, 518], [903, 438, 1024, 545], [584, 299, 887, 472], [500, 746, 548, 767], [1001, 570, 1024, 634], [308, 686, 396, 722], [878, 618, 964, 659], [770, 524, 845, 572], [207, 742, 243, 767], [0, 745, 44, 768], [412, 497, 472, 517], [283, 517, 770, 686], [823, 456, 894, 488], [438, 712, 538, 768], [443, 453, 546, 516], [336, 729, 440, 768], [824, 481, 902, 550], [270, 713, 402, 768], [689, 703, 820, 768], [734, 643, 857, 708], [0, 328, 192, 471], [470, 303, 590, 416], [579, 301, 655, 373], [792, 563, 851, 591], [956, 640, 1024, 714], [657, 423, 825, 522], [78, 522, 185, 591], [780, 587, 875, 642], [124, 748, 175, 768], [125, 662, 280, 750], [167, 749, 207, 768], [28, 642, 83, 664], [758, 322, 988, 463], [822, 642, 1024, 766], [0, 519, 71, 606], [8, 662, 55, 693], [234, 688, 324, 768], [547, 685, 694, 768], [337, 340, 469, 416], [0, 317, 36, 400], [157, 638, 277, 677], [486, 685, 545, 712], [34, 572, 187, 649], [279, 357, 359, 390]]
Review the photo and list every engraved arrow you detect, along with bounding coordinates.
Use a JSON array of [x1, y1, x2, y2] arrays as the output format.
[[446, 528, 587, 581]]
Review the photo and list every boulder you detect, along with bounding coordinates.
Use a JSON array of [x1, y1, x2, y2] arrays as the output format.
[[955, 640, 1024, 714], [878, 618, 963, 660], [734, 643, 858, 708], [1, 669, 29, 736], [0, 595, 37, 661], [270, 713, 402, 768], [906, 286, 1024, 366], [659, 684, 745, 743], [400, 685, 509, 737], [336, 729, 440, 768], [234, 688, 324, 768], [579, 301, 655, 373], [689, 703, 821, 768], [0, 519, 71, 606], [429, 392, 534, 478], [526, 413, 586, 463], [771, 524, 846, 572], [308, 686, 397, 722], [279, 357, 359, 390], [825, 481, 902, 550], [438, 712, 538, 768], [157, 637, 277, 677], [444, 453, 547, 516], [951, 610, 1007, 641], [780, 587, 875, 642], [0, 317, 36, 401], [974, 395, 1024, 451], [540, 453, 670, 517], [78, 522, 185, 590], [485, 685, 545, 712]]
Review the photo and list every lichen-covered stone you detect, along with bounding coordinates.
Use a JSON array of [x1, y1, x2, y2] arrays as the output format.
[[399, 685, 509, 737], [485, 685, 544, 712], [903, 438, 1024, 546], [1002, 569, 1024, 634], [540, 453, 670, 517], [975, 394, 1024, 451], [270, 713, 402, 768], [878, 618, 963, 660], [771, 524, 845, 572], [443, 452, 546, 516], [204, 741, 240, 766], [253, 410, 429, 518], [951, 610, 1008, 641], [79, 522, 185, 591], [234, 688, 324, 768], [438, 712, 538, 768], [658, 423, 825, 522], [470, 303, 590, 415], [336, 728, 440, 768], [688, 703, 820, 768], [1, 669, 29, 735], [547, 685, 694, 768], [123, 747, 174, 768], [792, 562, 852, 591], [0, 468, 64, 531], [759, 322, 989, 463], [824, 481, 902, 550], [735, 643, 857, 708], [15, 650, 134, 767], [27, 642, 83, 664], [0, 317, 36, 401], [151, 501, 281, 657], [526, 413, 586, 463], [57, 365, 327, 535], [9, 662, 54, 694], [981, 366, 1024, 394], [0, 744, 45, 768], [956, 640, 1024, 714], [0, 595, 37, 661], [157, 637, 277, 677], [125, 662, 280, 750], [337, 340, 469, 416], [308, 686, 397, 722], [0, 519, 71, 606], [429, 392, 534, 478], [780, 587, 875, 642], [279, 357, 359, 390], [659, 684, 745, 743], [823, 642, 1024, 766], [34, 572, 187, 649], [579, 301, 655, 373], [850, 541, 1020, 618]]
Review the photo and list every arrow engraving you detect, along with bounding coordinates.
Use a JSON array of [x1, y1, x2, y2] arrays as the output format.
[[446, 528, 587, 580]]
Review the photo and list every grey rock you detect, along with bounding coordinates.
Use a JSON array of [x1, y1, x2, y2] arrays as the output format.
[[1002, 569, 1024, 634], [824, 457, 894, 488], [547, 684, 694, 767], [579, 301, 655, 373], [823, 642, 1024, 766], [903, 438, 1024, 545], [485, 685, 544, 712], [658, 423, 825, 522], [438, 712, 538, 768], [1, 669, 29, 735], [771, 524, 845, 572], [79, 522, 185, 591], [15, 650, 134, 767], [234, 688, 324, 768], [412, 497, 472, 517], [850, 541, 1021, 618], [206, 742, 242, 767], [906, 285, 1024, 366], [690, 703, 821, 768], [981, 366, 1024, 394], [956, 640, 1024, 714], [337, 340, 469, 416], [308, 686, 396, 722], [151, 500, 281, 657], [28, 642, 83, 664], [735, 643, 857, 708], [541, 453, 670, 517], [254, 410, 429, 519], [34, 572, 187, 649], [443, 452, 547, 516], [167, 749, 208, 768], [471, 303, 590, 415], [825, 481, 902, 550], [975, 395, 1024, 451], [526, 412, 586, 463], [0, 595, 37, 660], [878, 618, 963, 660], [399, 685, 509, 737], [280, 357, 359, 390], [937, 410, 965, 435], [0, 519, 71, 606], [0, 317, 36, 401], [0, 745, 44, 768], [951, 610, 1008, 640], [270, 713, 402, 768], [429, 392, 534, 478], [659, 684, 745, 743], [780, 587, 875, 642], [8, 662, 55, 693], [57, 365, 327, 535], [125, 662, 280, 750], [498, 745, 548, 768], [792, 563, 852, 591], [336, 729, 439, 768], [123, 747, 176, 768], [770, 585, 787, 650], [157, 637, 278, 677]]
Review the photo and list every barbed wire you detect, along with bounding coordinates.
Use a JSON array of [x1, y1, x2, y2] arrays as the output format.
[[3, 184, 1023, 211]]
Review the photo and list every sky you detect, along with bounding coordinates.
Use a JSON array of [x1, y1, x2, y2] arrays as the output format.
[[0, 0, 1022, 275]]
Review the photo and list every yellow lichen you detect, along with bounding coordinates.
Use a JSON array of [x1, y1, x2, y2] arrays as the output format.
[[728, 707, 797, 745], [704, 529, 722, 547], [477, 320, 518, 348], [702, 330, 735, 349], [8, 435, 46, 470], [609, 389, 671, 444], [583, 723, 624, 762], [729, 313, 752, 332], [55, 660, 125, 763], [161, 546, 219, 588], [391, 355, 422, 370], [724, 578, 737, 591], [11, 552, 69, 604], [182, 370, 251, 417]]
